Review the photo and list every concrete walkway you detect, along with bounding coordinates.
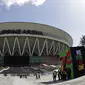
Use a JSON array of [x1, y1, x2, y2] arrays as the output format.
[[0, 73, 85, 85]]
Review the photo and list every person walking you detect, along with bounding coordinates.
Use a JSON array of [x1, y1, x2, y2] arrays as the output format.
[[36, 72, 40, 79], [35, 72, 38, 79], [62, 71, 67, 80], [58, 68, 61, 80], [37, 72, 40, 79], [53, 71, 57, 82], [66, 68, 71, 80]]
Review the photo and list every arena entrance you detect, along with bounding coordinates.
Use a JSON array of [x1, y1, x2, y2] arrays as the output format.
[[3, 51, 29, 67]]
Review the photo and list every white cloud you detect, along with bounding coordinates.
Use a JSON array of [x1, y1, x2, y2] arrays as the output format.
[[0, 0, 46, 8]]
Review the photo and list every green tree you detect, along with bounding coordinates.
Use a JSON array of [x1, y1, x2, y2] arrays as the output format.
[[80, 35, 85, 46]]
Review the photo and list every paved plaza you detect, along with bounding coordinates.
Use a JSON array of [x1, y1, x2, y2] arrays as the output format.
[[0, 72, 85, 85]]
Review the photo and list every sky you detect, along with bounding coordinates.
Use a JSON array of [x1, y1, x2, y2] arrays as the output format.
[[0, 0, 85, 46]]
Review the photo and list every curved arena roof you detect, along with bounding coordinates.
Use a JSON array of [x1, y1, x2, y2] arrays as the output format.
[[0, 22, 73, 57], [0, 22, 73, 46]]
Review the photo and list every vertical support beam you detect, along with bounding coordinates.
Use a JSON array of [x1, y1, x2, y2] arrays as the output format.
[[54, 42, 60, 55], [31, 38, 37, 56], [48, 41, 54, 55], [12, 37, 21, 56], [37, 38, 40, 56], [27, 37, 32, 56], [45, 39, 48, 55], [22, 37, 31, 56], [2, 37, 11, 55], [39, 39, 47, 56], [53, 41, 55, 55], [60, 44, 65, 52]]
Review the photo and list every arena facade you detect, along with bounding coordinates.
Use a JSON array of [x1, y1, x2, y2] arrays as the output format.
[[0, 22, 73, 65]]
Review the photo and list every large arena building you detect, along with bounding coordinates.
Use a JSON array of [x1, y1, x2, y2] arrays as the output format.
[[0, 22, 73, 65]]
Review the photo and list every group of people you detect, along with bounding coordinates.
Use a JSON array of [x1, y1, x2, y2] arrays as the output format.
[[19, 74, 28, 78], [35, 72, 40, 79], [53, 68, 71, 81]]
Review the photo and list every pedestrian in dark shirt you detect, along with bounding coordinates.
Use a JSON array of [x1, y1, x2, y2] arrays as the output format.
[[66, 68, 71, 79], [58, 68, 61, 80], [53, 71, 57, 81]]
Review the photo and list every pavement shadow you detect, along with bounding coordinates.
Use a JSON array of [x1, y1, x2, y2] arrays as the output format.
[[40, 80, 65, 84]]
